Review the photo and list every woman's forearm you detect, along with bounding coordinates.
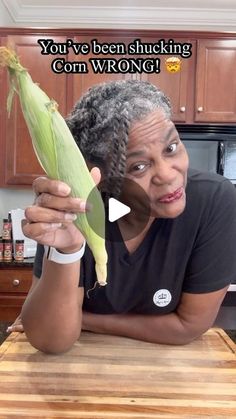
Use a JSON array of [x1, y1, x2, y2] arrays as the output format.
[[21, 257, 83, 354], [82, 311, 205, 345]]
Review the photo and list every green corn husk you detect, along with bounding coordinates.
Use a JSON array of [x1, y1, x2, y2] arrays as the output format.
[[0, 47, 107, 286]]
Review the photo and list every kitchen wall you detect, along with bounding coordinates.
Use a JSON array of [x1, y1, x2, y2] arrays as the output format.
[[0, 2, 14, 26], [0, 188, 34, 230]]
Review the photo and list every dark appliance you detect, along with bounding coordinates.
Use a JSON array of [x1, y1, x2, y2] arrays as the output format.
[[177, 124, 236, 185]]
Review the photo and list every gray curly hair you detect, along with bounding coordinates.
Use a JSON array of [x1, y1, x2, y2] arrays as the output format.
[[66, 79, 172, 198]]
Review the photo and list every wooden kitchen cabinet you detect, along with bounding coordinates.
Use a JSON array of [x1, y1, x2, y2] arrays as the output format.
[[142, 38, 236, 123], [195, 39, 236, 122], [0, 266, 32, 321], [0, 35, 6, 187], [1, 34, 69, 186], [70, 35, 134, 108], [71, 36, 196, 123], [1, 30, 236, 188], [138, 38, 196, 123]]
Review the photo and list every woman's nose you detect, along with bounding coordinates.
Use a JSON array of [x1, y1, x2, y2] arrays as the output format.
[[152, 160, 177, 185]]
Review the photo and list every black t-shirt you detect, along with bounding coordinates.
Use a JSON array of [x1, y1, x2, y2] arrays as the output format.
[[33, 170, 236, 315]]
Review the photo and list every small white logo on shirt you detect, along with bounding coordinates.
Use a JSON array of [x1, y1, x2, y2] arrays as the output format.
[[153, 289, 172, 307]]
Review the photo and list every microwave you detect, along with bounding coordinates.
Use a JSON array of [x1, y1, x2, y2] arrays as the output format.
[[177, 124, 236, 185]]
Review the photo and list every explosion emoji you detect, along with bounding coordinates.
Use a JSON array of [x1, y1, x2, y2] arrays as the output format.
[[165, 57, 181, 73]]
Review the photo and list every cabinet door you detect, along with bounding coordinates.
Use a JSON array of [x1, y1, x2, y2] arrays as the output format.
[[70, 36, 133, 110], [2, 35, 68, 186], [139, 38, 195, 123], [195, 39, 236, 122], [0, 267, 32, 321]]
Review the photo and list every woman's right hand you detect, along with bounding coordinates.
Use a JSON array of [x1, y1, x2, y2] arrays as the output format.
[[6, 315, 24, 334], [22, 167, 101, 253]]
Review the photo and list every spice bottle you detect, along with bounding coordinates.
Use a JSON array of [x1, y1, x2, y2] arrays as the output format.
[[0, 238, 3, 261], [15, 240, 24, 262], [2, 218, 12, 240], [3, 239, 13, 262]]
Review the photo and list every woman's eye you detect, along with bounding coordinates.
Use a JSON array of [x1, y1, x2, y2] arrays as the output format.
[[166, 142, 178, 153], [131, 163, 146, 172]]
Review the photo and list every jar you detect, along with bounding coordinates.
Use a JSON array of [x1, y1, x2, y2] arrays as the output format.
[[2, 218, 12, 240], [15, 240, 24, 262], [3, 239, 13, 262], [0, 238, 3, 261]]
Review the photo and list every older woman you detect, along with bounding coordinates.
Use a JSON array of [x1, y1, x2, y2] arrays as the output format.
[[8, 80, 236, 353]]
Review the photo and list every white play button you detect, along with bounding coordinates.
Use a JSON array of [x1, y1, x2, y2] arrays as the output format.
[[108, 197, 131, 222], [86, 177, 150, 241]]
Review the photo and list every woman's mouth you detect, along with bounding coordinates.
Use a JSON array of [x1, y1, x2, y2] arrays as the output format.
[[158, 187, 184, 204]]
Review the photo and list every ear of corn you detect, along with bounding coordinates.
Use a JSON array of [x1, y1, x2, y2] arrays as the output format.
[[0, 47, 107, 286]]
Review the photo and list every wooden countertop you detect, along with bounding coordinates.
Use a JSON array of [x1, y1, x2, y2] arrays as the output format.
[[0, 328, 235, 418], [0, 258, 34, 268]]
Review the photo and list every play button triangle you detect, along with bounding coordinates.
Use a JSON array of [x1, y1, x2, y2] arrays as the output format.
[[108, 197, 131, 222]]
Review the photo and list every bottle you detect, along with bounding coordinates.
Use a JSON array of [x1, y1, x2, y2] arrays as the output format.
[[0, 238, 3, 262], [8, 212, 12, 238], [2, 217, 12, 240], [14, 240, 24, 262], [3, 239, 13, 262]]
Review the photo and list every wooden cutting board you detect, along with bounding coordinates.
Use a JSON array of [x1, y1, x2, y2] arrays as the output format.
[[0, 328, 235, 418]]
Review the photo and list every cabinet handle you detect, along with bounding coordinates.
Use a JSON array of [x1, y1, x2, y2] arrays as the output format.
[[197, 106, 203, 112], [12, 279, 20, 286], [180, 106, 186, 113]]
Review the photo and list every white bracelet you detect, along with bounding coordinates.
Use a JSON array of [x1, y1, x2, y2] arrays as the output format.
[[44, 241, 86, 264]]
